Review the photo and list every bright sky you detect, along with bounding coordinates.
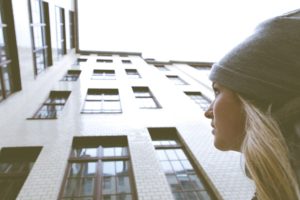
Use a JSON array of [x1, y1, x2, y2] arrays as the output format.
[[78, 0, 300, 62]]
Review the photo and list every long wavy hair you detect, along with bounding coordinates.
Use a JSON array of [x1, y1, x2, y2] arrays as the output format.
[[239, 97, 300, 200]]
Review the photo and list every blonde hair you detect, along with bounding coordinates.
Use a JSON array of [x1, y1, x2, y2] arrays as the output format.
[[239, 97, 300, 200]]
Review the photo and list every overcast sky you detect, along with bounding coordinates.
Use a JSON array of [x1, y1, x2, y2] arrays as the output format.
[[78, 0, 300, 62]]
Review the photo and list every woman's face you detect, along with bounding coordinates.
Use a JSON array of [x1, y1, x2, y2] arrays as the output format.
[[204, 82, 246, 152]]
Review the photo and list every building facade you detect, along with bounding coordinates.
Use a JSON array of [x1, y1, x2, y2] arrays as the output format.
[[0, 0, 255, 199]]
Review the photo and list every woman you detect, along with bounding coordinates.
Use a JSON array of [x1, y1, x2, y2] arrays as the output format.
[[204, 9, 300, 200]]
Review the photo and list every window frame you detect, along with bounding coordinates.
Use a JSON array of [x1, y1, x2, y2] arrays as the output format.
[[149, 128, 217, 200], [132, 86, 161, 109], [96, 59, 113, 63], [184, 91, 211, 111], [0, 147, 42, 200], [29, 90, 71, 119], [154, 64, 169, 71], [122, 60, 131, 64], [58, 136, 137, 200], [61, 69, 81, 81], [125, 69, 141, 79], [81, 88, 122, 114], [0, 0, 21, 101], [166, 75, 189, 85], [91, 69, 116, 80]]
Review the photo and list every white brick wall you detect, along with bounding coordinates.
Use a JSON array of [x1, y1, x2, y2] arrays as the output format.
[[0, 49, 254, 200]]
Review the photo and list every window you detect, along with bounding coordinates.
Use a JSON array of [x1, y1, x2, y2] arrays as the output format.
[[132, 87, 160, 109], [125, 69, 141, 79], [97, 59, 113, 63], [92, 69, 115, 80], [185, 92, 211, 111], [76, 58, 87, 65], [69, 11, 75, 49], [149, 128, 216, 200], [59, 136, 136, 200], [61, 70, 81, 81], [0, 147, 41, 199], [166, 75, 188, 85], [31, 91, 71, 119], [82, 89, 121, 113], [154, 64, 169, 71], [122, 60, 131, 64], [55, 6, 66, 59], [0, 0, 21, 101], [28, 0, 49, 76]]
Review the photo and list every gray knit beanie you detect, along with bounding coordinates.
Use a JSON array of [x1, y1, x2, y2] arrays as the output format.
[[209, 10, 300, 107]]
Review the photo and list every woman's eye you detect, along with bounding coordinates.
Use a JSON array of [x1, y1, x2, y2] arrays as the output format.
[[213, 88, 220, 96]]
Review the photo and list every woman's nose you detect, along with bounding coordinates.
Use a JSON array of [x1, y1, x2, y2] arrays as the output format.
[[204, 104, 213, 119]]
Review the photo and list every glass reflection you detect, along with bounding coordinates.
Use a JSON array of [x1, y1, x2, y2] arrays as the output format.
[[73, 148, 97, 158], [103, 161, 116, 176], [102, 176, 116, 194], [115, 161, 128, 175]]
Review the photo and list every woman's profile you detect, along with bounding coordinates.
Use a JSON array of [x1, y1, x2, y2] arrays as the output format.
[[204, 9, 300, 200]]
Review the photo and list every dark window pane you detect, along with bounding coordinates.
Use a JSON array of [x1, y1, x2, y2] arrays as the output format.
[[116, 194, 132, 200], [189, 174, 204, 190], [69, 163, 81, 177], [116, 176, 131, 193], [102, 176, 116, 195], [80, 178, 94, 196], [185, 191, 199, 200], [177, 173, 193, 190], [173, 192, 186, 200], [0, 163, 10, 173], [63, 178, 80, 197], [197, 191, 212, 200], [166, 174, 181, 191]]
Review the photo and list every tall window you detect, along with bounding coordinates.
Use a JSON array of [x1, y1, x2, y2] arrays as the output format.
[[0, 0, 21, 101], [132, 87, 160, 109], [31, 91, 71, 119], [0, 147, 41, 199], [59, 136, 136, 200], [155, 64, 169, 71], [125, 69, 141, 79], [149, 128, 216, 200], [92, 69, 115, 80], [69, 11, 75, 49], [28, 0, 50, 76], [82, 89, 122, 113], [55, 6, 66, 59], [61, 70, 81, 81], [0, 8, 12, 100], [166, 75, 188, 85], [185, 92, 211, 111]]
